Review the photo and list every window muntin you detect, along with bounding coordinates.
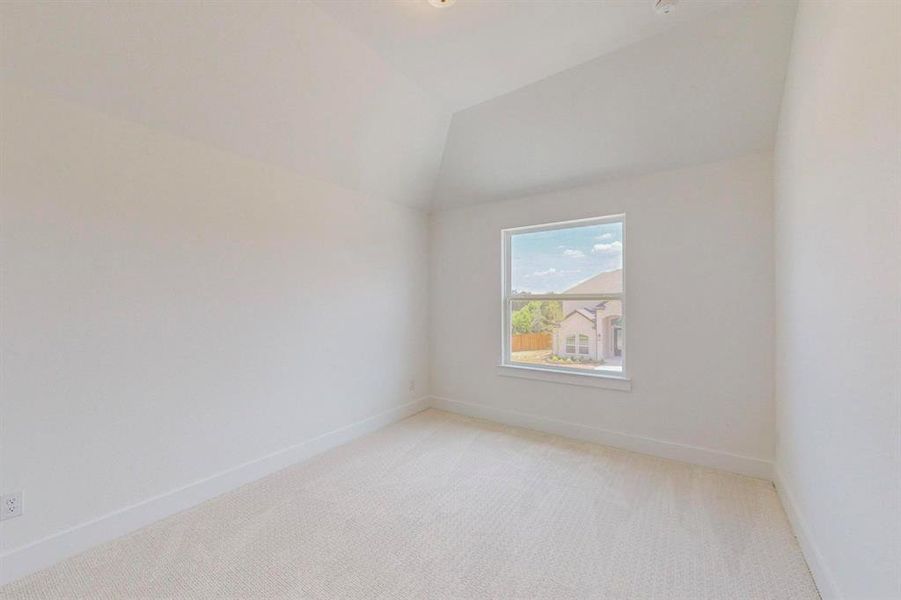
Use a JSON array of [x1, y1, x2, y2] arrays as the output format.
[[578, 334, 590, 354], [503, 215, 625, 377]]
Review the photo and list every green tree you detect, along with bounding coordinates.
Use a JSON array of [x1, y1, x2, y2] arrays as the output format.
[[511, 300, 563, 334], [511, 304, 533, 334], [539, 300, 563, 328]]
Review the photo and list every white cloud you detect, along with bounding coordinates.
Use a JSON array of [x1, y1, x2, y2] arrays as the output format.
[[525, 267, 557, 278], [592, 241, 623, 254], [562, 249, 585, 258], [596, 233, 614, 241]]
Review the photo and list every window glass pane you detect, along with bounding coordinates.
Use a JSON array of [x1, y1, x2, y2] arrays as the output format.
[[578, 334, 590, 354], [509, 300, 622, 373], [510, 221, 623, 294]]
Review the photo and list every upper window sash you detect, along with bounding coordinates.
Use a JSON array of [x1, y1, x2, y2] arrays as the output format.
[[502, 213, 624, 235], [506, 292, 622, 301], [501, 214, 625, 298]]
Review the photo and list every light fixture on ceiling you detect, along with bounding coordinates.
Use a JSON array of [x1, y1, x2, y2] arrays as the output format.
[[654, 0, 677, 15], [428, 0, 456, 7]]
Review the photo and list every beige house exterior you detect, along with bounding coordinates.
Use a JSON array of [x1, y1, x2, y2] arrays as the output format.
[[552, 269, 623, 363]]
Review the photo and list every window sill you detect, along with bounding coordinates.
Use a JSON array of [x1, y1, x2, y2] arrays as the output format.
[[496, 364, 632, 391]]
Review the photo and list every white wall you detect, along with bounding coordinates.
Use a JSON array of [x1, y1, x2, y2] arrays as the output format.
[[773, 2, 901, 598], [430, 152, 775, 477], [0, 83, 430, 580], [0, 1, 450, 583]]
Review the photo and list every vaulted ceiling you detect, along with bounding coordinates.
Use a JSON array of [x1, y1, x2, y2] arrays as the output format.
[[313, 0, 738, 112], [2, 0, 798, 211], [0, 1, 451, 209], [432, 0, 798, 207]]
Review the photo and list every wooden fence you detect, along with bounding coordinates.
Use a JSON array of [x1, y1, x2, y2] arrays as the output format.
[[511, 332, 552, 352]]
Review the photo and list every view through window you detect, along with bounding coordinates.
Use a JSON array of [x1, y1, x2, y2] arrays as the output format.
[[503, 215, 625, 377]]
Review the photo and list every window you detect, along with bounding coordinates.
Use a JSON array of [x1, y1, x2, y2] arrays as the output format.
[[578, 334, 590, 355], [502, 215, 625, 378]]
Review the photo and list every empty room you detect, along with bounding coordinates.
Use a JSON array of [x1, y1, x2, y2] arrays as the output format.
[[1, 0, 898, 598]]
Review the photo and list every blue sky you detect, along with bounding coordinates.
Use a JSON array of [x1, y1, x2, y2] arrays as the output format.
[[511, 222, 622, 293]]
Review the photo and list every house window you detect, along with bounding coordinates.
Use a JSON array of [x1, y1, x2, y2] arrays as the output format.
[[578, 334, 590, 354], [503, 215, 625, 378]]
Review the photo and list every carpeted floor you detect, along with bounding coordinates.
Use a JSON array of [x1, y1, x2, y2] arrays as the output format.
[[2, 409, 819, 599]]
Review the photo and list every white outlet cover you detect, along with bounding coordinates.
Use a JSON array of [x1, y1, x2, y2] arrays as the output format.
[[1, 491, 23, 520]]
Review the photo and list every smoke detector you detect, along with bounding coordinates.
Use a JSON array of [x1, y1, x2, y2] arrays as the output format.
[[428, 0, 455, 7], [655, 0, 677, 15]]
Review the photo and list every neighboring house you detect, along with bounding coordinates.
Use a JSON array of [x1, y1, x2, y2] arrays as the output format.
[[552, 269, 623, 362]]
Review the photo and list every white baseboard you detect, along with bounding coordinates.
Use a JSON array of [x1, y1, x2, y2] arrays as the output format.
[[774, 465, 841, 600], [0, 398, 429, 586], [429, 396, 773, 480]]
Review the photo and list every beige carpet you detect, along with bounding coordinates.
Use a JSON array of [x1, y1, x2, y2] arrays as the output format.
[[2, 409, 818, 599]]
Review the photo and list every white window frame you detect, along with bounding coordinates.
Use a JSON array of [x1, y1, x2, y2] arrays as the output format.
[[565, 334, 576, 354], [499, 214, 630, 390], [578, 334, 590, 355]]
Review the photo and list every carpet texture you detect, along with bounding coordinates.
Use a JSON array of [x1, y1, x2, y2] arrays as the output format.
[[2, 409, 819, 599]]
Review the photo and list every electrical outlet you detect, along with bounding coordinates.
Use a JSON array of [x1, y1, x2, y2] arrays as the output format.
[[1, 491, 23, 520], [408, 379, 416, 393]]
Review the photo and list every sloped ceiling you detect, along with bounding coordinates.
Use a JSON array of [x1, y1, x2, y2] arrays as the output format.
[[431, 0, 798, 208], [0, 1, 451, 209], [2, 1, 798, 212], [313, 0, 736, 112]]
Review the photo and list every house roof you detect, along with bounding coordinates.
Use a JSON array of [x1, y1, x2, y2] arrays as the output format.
[[574, 308, 596, 322], [563, 269, 622, 295], [562, 308, 597, 325]]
